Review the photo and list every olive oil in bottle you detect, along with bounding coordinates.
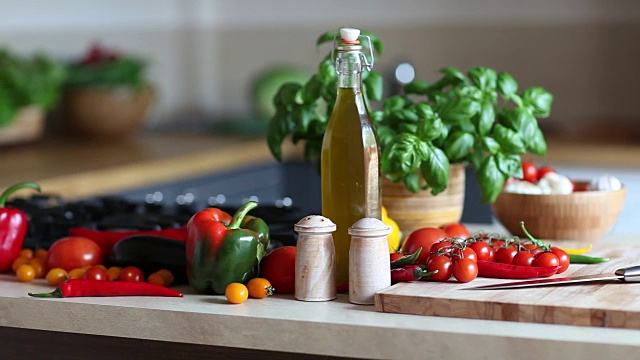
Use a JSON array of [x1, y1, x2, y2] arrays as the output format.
[[321, 28, 381, 286]]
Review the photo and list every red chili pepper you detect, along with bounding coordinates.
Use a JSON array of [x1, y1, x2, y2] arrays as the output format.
[[69, 227, 187, 258], [391, 264, 436, 284], [390, 248, 422, 269], [477, 260, 560, 279], [0, 182, 40, 273], [27, 279, 183, 298]]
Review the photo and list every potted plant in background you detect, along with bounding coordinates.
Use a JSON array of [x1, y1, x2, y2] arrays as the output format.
[[61, 43, 154, 140], [0, 49, 65, 146], [267, 30, 553, 235]]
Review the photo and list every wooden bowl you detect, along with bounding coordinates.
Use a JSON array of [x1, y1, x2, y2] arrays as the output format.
[[492, 184, 626, 242]]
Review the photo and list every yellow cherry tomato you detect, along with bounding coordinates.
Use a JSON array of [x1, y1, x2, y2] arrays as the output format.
[[19, 249, 34, 259], [11, 257, 31, 273], [106, 266, 122, 281], [16, 264, 36, 282], [155, 269, 174, 286], [46, 268, 69, 286], [247, 278, 274, 299], [35, 249, 48, 261], [28, 258, 47, 278], [68, 268, 86, 279], [225, 283, 249, 304], [147, 273, 166, 286]]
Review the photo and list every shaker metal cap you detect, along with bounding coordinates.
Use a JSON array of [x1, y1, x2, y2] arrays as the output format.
[[348, 217, 391, 237], [294, 215, 337, 233]]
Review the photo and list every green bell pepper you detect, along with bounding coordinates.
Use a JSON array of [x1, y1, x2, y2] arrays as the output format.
[[186, 201, 270, 294]]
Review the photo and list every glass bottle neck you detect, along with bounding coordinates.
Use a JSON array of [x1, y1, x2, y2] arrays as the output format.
[[336, 50, 363, 89]]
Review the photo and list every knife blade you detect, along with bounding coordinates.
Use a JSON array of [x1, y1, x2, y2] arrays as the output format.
[[465, 265, 640, 290]]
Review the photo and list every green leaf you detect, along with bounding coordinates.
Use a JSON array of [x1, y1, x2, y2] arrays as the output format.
[[361, 30, 384, 55], [404, 80, 429, 95], [440, 67, 467, 83], [468, 67, 497, 92], [363, 71, 383, 101], [0, 88, 17, 126], [266, 111, 292, 162], [301, 75, 322, 103], [420, 145, 450, 195], [273, 83, 302, 108], [521, 87, 553, 117], [473, 100, 495, 135], [444, 131, 474, 162], [497, 72, 518, 98], [376, 125, 397, 149], [316, 30, 339, 47], [371, 110, 384, 124], [496, 153, 523, 178], [477, 155, 507, 203], [380, 133, 425, 177], [493, 124, 526, 155], [437, 97, 480, 125], [504, 108, 538, 141], [416, 113, 444, 141], [318, 58, 336, 81], [398, 123, 418, 134], [383, 96, 406, 115], [292, 105, 314, 134], [527, 126, 548, 156], [403, 172, 421, 193], [482, 136, 500, 154]]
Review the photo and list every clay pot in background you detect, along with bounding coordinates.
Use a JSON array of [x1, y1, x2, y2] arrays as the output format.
[[0, 106, 45, 146], [61, 86, 154, 140]]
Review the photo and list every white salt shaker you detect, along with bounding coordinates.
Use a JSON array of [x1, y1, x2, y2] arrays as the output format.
[[294, 215, 337, 301], [348, 218, 391, 305]]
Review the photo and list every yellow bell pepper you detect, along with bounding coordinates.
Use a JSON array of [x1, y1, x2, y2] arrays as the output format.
[[381, 206, 402, 253]]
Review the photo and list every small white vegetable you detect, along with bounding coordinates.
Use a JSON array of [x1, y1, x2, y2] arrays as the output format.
[[504, 180, 543, 194], [590, 174, 622, 191], [538, 172, 573, 194]]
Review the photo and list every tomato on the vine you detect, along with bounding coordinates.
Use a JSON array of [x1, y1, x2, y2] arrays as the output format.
[[523, 243, 543, 256], [402, 227, 448, 265], [430, 240, 452, 255], [512, 251, 535, 266], [468, 242, 493, 262], [521, 161, 538, 183], [452, 258, 478, 283], [451, 247, 477, 263], [426, 255, 453, 282], [439, 223, 471, 239], [550, 247, 570, 273], [532, 252, 560, 272], [495, 245, 518, 264]]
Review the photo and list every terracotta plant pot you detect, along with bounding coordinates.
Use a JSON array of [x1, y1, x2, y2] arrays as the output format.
[[62, 86, 154, 140], [382, 164, 466, 238], [0, 106, 45, 146]]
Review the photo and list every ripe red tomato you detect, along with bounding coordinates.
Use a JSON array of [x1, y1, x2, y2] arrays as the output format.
[[452, 258, 478, 283], [451, 247, 477, 263], [468, 241, 493, 262], [550, 247, 570, 274], [439, 223, 471, 239], [537, 166, 556, 180], [426, 254, 453, 282], [512, 251, 535, 266], [46, 237, 103, 272], [532, 252, 560, 273], [260, 246, 296, 294], [83, 266, 108, 281], [521, 161, 539, 183], [430, 240, 452, 255], [495, 245, 518, 264], [402, 227, 448, 265], [523, 243, 543, 256], [120, 266, 144, 282]]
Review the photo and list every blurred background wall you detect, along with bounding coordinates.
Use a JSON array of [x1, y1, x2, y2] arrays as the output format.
[[1, 0, 639, 137]]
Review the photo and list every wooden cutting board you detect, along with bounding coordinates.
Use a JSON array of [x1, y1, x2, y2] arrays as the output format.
[[375, 244, 640, 329]]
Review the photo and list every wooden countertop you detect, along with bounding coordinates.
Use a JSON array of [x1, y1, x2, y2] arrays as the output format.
[[2, 132, 639, 199]]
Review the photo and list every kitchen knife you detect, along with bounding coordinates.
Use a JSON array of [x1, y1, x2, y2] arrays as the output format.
[[465, 265, 640, 290]]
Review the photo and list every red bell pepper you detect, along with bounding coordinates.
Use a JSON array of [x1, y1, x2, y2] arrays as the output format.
[[0, 182, 41, 273]]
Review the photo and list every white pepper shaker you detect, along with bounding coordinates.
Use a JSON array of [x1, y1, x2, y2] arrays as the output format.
[[294, 215, 337, 301], [348, 218, 391, 305]]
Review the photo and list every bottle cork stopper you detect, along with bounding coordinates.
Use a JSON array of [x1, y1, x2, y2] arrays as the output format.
[[340, 28, 360, 43]]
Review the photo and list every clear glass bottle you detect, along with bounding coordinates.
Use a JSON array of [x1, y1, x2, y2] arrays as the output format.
[[321, 28, 381, 286]]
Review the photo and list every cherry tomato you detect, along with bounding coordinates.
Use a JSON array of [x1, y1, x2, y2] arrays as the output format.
[[46, 236, 103, 272], [402, 227, 448, 265], [439, 223, 471, 239], [521, 161, 539, 183], [35, 249, 48, 262], [451, 247, 477, 263], [83, 266, 108, 281], [532, 252, 560, 273], [16, 264, 36, 282], [468, 241, 493, 262], [11, 256, 30, 273], [550, 247, 570, 274], [225, 283, 249, 304], [19, 249, 34, 259], [452, 258, 478, 283], [537, 166, 556, 180], [491, 239, 506, 249], [68, 268, 86, 279], [155, 269, 174, 286], [426, 255, 453, 282], [46, 268, 69, 286], [260, 246, 296, 294], [147, 273, 166, 286], [247, 278, 274, 299], [495, 245, 518, 264], [106, 266, 122, 281], [28, 258, 47, 278], [523, 243, 543, 256], [120, 266, 144, 282], [430, 240, 452, 255], [486, 246, 496, 262], [512, 251, 535, 266]]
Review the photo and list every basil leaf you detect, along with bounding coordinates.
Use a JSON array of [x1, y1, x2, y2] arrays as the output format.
[[398, 123, 418, 134], [468, 67, 497, 92], [473, 100, 494, 135], [496, 152, 522, 178], [482, 136, 500, 154], [292, 105, 314, 133], [504, 108, 538, 141], [437, 97, 480, 125], [316, 30, 339, 47], [493, 124, 526, 155], [416, 114, 444, 141], [381, 133, 425, 177], [497, 72, 518, 99], [376, 125, 397, 149], [273, 83, 302, 108], [318, 58, 336, 80], [528, 126, 548, 156], [444, 131, 474, 162], [440, 67, 467, 83], [404, 80, 429, 95], [477, 155, 507, 203], [301, 75, 322, 103], [403, 172, 421, 193], [383, 96, 406, 115], [364, 71, 383, 101], [361, 30, 384, 55], [420, 145, 450, 195], [267, 110, 292, 161], [371, 110, 384, 124], [522, 87, 553, 118]]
